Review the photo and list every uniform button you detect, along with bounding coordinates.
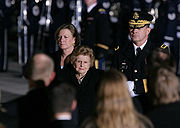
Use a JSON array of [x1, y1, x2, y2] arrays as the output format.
[[135, 79, 138, 81], [134, 69, 137, 73]]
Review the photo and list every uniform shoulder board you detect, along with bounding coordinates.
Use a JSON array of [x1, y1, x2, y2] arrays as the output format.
[[98, 8, 106, 14], [160, 44, 168, 50], [114, 46, 119, 51]]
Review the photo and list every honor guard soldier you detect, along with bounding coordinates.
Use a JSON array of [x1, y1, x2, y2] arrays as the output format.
[[163, 0, 177, 52], [27, 0, 42, 55], [158, 0, 179, 75], [111, 11, 154, 112], [0, 0, 14, 71], [48, 0, 70, 53], [176, 0, 180, 75], [80, 0, 111, 70]]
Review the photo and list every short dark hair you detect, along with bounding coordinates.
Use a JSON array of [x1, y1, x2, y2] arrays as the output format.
[[51, 82, 76, 114]]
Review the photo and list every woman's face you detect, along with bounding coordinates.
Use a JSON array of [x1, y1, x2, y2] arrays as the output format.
[[58, 29, 75, 50], [74, 55, 91, 76]]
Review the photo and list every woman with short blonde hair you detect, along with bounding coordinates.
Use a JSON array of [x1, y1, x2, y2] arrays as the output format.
[[70, 45, 95, 67]]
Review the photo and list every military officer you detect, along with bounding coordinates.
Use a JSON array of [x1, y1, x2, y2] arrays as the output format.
[[111, 11, 157, 112], [80, 0, 111, 70], [111, 11, 154, 97]]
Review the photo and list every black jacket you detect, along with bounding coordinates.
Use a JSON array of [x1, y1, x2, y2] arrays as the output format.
[[111, 39, 154, 94], [59, 65, 103, 125]]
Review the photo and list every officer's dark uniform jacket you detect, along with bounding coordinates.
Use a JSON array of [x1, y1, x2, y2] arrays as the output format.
[[111, 39, 154, 94], [81, 3, 110, 54]]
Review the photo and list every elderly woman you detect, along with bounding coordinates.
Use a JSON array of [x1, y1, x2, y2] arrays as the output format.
[[50, 23, 80, 72], [60, 45, 103, 125], [82, 69, 154, 128]]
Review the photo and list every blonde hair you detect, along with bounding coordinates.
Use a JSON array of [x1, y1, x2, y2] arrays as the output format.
[[148, 67, 180, 105], [95, 70, 153, 128], [70, 45, 95, 67]]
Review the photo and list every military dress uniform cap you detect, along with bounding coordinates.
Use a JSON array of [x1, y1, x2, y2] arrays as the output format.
[[129, 11, 153, 29]]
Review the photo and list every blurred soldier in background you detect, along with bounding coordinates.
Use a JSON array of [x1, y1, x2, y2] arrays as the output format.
[[176, 0, 180, 75], [37, 0, 70, 54], [48, 0, 72, 53], [18, 0, 36, 64], [0, 0, 15, 71], [27, 0, 42, 55], [18, 0, 71, 64], [80, 0, 111, 70], [153, 0, 180, 75], [0, 0, 5, 71]]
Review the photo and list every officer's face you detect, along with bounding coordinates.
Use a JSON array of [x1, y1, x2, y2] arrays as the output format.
[[74, 55, 91, 77], [58, 29, 76, 50], [129, 26, 151, 46]]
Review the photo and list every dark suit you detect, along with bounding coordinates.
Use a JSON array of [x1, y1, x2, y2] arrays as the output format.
[[2, 81, 52, 128], [146, 101, 180, 128], [50, 119, 76, 128], [111, 39, 154, 94], [18, 83, 52, 128], [59, 65, 103, 125]]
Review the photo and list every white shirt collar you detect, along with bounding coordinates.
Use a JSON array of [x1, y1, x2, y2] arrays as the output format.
[[133, 40, 147, 55], [87, 2, 97, 13], [56, 114, 72, 120]]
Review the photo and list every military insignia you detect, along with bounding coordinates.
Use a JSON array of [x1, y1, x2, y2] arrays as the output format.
[[168, 13, 176, 20], [120, 62, 128, 70], [133, 12, 139, 20], [56, 0, 64, 9], [114, 46, 119, 51], [160, 44, 168, 49], [32, 5, 40, 16], [98, 8, 106, 14]]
